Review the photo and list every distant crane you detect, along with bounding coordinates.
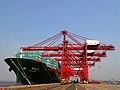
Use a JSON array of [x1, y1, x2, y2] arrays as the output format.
[[20, 30, 115, 83]]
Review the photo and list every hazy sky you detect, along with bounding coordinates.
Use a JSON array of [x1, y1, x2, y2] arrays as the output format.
[[0, 0, 120, 81]]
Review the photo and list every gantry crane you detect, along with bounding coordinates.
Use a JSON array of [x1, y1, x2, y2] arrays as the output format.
[[20, 30, 115, 83]]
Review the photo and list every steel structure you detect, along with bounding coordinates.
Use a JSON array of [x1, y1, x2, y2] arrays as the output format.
[[20, 30, 115, 83]]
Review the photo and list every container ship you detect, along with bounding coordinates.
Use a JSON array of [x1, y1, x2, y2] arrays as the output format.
[[4, 51, 60, 85]]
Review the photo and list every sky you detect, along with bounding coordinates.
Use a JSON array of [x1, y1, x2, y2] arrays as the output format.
[[0, 0, 120, 81]]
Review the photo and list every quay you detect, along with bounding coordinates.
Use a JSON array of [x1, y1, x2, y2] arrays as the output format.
[[1, 83, 120, 90]]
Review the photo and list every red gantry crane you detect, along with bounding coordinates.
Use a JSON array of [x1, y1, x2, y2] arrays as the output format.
[[20, 30, 115, 83]]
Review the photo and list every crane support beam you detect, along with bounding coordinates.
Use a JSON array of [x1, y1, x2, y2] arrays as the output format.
[[21, 44, 115, 51], [88, 62, 95, 66], [55, 57, 101, 62], [98, 45, 115, 50], [88, 58, 101, 62], [42, 53, 83, 57]]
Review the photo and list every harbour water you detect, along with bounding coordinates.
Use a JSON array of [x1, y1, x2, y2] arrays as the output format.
[[0, 81, 16, 87]]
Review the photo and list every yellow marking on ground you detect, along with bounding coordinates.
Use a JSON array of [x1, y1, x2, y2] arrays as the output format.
[[75, 84, 78, 90], [76, 84, 88, 90]]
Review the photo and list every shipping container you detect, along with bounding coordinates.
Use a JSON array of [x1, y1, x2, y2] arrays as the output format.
[[16, 51, 59, 69]]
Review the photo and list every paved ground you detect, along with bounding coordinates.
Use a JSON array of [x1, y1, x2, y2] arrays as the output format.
[[1, 83, 120, 90], [81, 84, 120, 90]]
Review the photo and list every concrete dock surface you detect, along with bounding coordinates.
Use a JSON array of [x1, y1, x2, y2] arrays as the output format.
[[1, 83, 120, 90]]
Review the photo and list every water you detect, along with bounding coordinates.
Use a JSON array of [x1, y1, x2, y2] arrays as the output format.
[[0, 81, 16, 87]]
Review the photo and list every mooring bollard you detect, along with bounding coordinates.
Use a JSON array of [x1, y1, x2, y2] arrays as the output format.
[[30, 85, 32, 90], [18, 86, 20, 90], [0, 87, 2, 90], [26, 85, 28, 88]]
